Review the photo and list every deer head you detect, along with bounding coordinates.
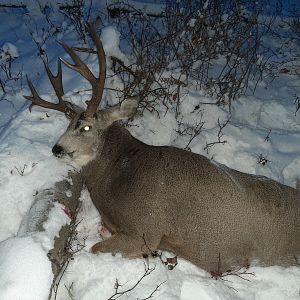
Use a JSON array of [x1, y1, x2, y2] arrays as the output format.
[[24, 23, 138, 166]]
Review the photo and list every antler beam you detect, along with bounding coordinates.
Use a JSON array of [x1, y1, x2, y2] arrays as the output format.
[[60, 22, 106, 116], [24, 75, 71, 114], [24, 22, 106, 118]]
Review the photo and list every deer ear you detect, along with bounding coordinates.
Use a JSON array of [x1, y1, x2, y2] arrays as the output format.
[[103, 96, 139, 126], [119, 96, 139, 118]]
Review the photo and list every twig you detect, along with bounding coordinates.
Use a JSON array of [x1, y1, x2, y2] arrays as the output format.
[[204, 118, 230, 154], [0, 3, 84, 10], [64, 282, 75, 300], [210, 253, 255, 283], [48, 204, 85, 300], [294, 95, 300, 115], [138, 281, 166, 300], [107, 2, 166, 19], [0, 4, 26, 8], [11, 164, 27, 176], [257, 153, 269, 166], [71, 46, 97, 54], [264, 128, 272, 142], [108, 262, 163, 300]]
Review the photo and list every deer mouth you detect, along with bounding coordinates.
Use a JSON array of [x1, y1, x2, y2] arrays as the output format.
[[52, 144, 76, 160], [55, 151, 75, 160], [67, 151, 75, 158], [52, 144, 93, 166]]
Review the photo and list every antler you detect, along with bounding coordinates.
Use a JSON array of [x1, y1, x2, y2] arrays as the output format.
[[59, 22, 106, 117], [24, 22, 106, 118], [24, 57, 76, 118]]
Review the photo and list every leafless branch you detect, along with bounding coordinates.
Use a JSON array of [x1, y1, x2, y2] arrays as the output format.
[[64, 282, 75, 300], [294, 95, 300, 115], [210, 253, 255, 283], [48, 206, 85, 300], [138, 281, 166, 300], [257, 153, 269, 166], [264, 128, 272, 142], [107, 262, 165, 300], [12, 164, 27, 176], [107, 2, 166, 19], [204, 118, 230, 154]]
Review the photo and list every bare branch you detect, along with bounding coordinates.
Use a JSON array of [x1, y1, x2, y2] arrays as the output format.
[[107, 262, 165, 300], [204, 118, 230, 154]]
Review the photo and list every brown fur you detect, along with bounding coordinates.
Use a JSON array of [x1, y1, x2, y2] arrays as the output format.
[[84, 124, 300, 272]]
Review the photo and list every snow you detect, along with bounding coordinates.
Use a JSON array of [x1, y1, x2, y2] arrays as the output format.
[[0, 236, 52, 300], [101, 26, 127, 61], [0, 2, 300, 300], [0, 42, 19, 62]]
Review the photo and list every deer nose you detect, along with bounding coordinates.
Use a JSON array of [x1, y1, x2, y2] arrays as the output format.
[[52, 144, 64, 157]]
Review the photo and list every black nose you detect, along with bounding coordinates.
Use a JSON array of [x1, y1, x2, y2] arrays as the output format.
[[52, 144, 64, 157]]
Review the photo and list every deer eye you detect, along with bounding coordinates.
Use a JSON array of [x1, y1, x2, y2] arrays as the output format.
[[80, 125, 92, 132]]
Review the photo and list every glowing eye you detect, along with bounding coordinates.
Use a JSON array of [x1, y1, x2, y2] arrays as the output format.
[[81, 125, 92, 132]]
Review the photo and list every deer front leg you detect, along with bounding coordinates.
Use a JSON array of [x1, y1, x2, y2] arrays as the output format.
[[91, 233, 159, 259]]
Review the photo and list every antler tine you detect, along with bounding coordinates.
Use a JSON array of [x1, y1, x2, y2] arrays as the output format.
[[24, 75, 67, 113], [60, 22, 106, 116], [59, 42, 97, 83], [42, 58, 64, 103], [86, 22, 106, 115]]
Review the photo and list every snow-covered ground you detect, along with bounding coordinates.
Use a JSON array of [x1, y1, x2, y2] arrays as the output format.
[[0, 2, 300, 300]]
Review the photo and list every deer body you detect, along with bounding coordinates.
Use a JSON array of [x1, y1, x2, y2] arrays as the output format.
[[83, 123, 300, 271], [24, 23, 300, 272]]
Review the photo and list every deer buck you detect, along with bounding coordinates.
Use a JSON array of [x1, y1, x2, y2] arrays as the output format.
[[24, 23, 300, 272]]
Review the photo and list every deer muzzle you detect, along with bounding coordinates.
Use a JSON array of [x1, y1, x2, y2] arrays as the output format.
[[52, 144, 65, 157]]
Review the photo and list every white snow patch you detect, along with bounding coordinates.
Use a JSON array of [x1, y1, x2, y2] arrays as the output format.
[[35, 201, 71, 251], [0, 236, 52, 300], [101, 26, 126, 61], [0, 42, 19, 62]]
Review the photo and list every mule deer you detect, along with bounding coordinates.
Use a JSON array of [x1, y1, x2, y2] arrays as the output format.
[[24, 23, 300, 272]]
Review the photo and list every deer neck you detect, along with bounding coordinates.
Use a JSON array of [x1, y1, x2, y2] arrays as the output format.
[[102, 123, 137, 158], [82, 123, 139, 175]]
